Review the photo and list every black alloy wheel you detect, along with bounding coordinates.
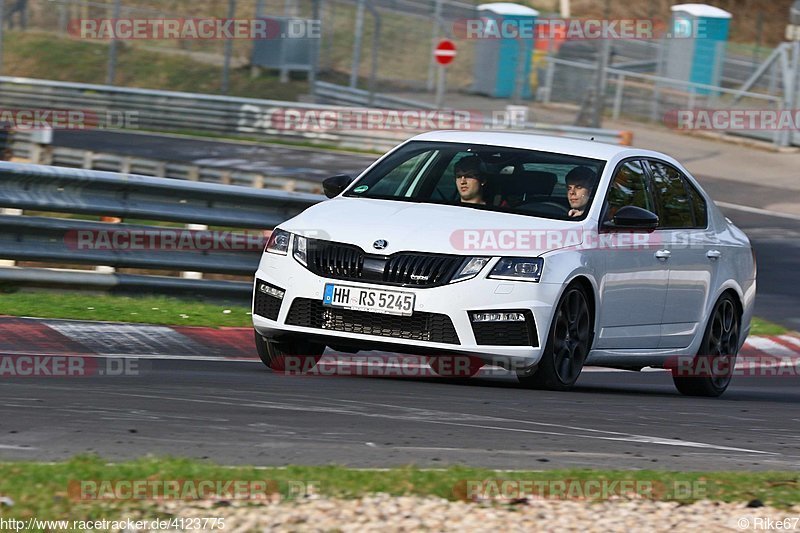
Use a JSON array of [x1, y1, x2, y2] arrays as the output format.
[[672, 294, 740, 397], [518, 285, 592, 390]]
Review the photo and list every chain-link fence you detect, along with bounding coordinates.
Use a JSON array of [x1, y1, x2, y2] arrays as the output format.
[[3, 0, 485, 91]]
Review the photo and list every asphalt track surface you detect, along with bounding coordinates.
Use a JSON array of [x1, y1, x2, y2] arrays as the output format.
[[1, 358, 798, 469], [1, 131, 794, 469]]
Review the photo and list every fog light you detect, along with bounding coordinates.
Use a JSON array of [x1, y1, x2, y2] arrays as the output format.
[[259, 283, 285, 299], [471, 312, 525, 322]]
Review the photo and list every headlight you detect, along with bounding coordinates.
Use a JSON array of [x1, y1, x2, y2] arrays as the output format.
[[450, 257, 489, 283], [488, 257, 544, 282], [265, 228, 290, 255], [293, 235, 307, 266]]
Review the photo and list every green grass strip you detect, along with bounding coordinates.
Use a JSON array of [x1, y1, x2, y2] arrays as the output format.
[[0, 292, 251, 328], [0, 457, 797, 523]]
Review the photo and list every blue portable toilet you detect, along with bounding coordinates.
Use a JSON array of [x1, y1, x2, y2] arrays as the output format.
[[471, 3, 538, 99], [663, 4, 731, 93]]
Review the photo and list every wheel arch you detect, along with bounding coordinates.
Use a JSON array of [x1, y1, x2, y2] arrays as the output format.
[[560, 273, 598, 349], [708, 282, 745, 324], [701, 283, 747, 354]]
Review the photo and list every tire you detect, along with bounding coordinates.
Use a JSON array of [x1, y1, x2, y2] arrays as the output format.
[[672, 294, 740, 397], [518, 284, 593, 391], [427, 355, 484, 378], [254, 331, 325, 373]]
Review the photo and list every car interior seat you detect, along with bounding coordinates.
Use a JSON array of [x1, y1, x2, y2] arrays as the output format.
[[500, 169, 558, 207]]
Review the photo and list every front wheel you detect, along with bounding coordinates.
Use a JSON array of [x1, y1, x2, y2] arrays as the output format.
[[672, 294, 740, 397], [254, 331, 325, 373], [517, 284, 592, 390]]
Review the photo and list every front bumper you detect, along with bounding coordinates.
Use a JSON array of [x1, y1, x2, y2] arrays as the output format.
[[252, 251, 563, 367]]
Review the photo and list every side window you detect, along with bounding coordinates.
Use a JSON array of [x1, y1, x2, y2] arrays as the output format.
[[686, 180, 708, 228], [648, 160, 695, 229], [604, 160, 653, 219]]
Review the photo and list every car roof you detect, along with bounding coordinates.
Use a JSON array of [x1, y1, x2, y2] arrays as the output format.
[[408, 130, 661, 162]]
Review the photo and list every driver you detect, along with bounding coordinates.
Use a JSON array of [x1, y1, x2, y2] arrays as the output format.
[[565, 166, 596, 218], [453, 155, 487, 205]]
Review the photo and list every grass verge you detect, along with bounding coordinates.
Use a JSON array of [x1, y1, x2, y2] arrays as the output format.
[[749, 317, 790, 336], [0, 457, 797, 522], [0, 291, 792, 335], [0, 291, 250, 328], [4, 31, 307, 100]]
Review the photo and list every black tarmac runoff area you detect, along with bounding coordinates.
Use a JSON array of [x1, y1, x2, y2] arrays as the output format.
[[0, 359, 798, 470]]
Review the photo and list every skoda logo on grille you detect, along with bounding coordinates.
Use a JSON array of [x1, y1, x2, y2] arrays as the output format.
[[373, 239, 388, 250]]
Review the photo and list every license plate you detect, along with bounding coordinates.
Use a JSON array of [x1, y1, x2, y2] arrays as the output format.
[[323, 283, 415, 316]]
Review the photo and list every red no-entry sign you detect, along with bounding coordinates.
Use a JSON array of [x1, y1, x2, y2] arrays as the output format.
[[434, 39, 457, 66]]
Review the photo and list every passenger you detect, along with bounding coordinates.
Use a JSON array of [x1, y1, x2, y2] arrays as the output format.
[[565, 166, 596, 217], [454, 156, 487, 205]]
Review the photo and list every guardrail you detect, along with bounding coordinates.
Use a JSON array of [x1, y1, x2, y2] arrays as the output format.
[[0, 161, 324, 298], [0, 76, 631, 150]]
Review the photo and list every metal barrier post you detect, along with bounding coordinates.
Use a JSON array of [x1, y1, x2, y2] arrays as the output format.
[[181, 224, 207, 280], [612, 73, 625, 120], [541, 60, 555, 104], [0, 208, 21, 267]]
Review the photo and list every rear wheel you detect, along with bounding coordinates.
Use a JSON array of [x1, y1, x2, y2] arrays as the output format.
[[254, 331, 325, 373], [672, 294, 740, 397], [518, 284, 592, 390]]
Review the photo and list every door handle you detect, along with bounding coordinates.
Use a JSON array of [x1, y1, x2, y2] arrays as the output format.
[[706, 249, 722, 260], [655, 250, 671, 260]]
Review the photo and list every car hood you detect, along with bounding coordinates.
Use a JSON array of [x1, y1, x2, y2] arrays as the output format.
[[280, 197, 584, 256]]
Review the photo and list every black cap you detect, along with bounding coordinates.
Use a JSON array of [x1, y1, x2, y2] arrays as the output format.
[[565, 166, 596, 186], [454, 155, 484, 176]]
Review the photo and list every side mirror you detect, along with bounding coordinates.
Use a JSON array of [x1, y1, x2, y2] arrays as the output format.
[[606, 205, 659, 230], [322, 174, 353, 199]]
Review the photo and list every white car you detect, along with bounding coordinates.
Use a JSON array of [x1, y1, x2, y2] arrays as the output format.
[[252, 131, 756, 396]]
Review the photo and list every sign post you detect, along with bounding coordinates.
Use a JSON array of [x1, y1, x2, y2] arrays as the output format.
[[434, 39, 456, 109]]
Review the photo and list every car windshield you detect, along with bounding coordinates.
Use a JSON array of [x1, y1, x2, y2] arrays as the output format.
[[343, 141, 606, 220]]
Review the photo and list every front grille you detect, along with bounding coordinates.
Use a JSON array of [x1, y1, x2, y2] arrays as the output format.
[[470, 311, 538, 346], [303, 238, 464, 288], [306, 240, 365, 279], [286, 298, 460, 344], [383, 254, 463, 286], [253, 279, 283, 320]]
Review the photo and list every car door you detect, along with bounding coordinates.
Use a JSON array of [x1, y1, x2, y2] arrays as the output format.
[[644, 159, 717, 349], [594, 159, 669, 350]]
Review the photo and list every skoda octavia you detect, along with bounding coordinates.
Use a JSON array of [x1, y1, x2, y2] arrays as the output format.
[[252, 131, 756, 396]]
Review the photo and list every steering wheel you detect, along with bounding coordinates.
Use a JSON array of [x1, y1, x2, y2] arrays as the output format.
[[535, 201, 570, 216]]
